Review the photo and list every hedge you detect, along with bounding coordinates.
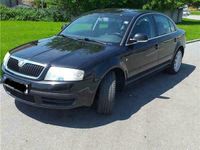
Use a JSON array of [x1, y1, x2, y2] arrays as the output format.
[[0, 5, 70, 21]]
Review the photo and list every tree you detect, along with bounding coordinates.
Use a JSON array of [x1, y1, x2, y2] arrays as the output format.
[[143, 0, 200, 10], [46, 0, 146, 18], [143, 0, 185, 10], [185, 0, 200, 8]]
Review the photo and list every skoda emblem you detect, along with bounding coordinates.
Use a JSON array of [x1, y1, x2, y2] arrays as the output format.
[[18, 60, 26, 67]]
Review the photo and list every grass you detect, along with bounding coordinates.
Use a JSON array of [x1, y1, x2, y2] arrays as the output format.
[[0, 21, 63, 62], [191, 11, 200, 15], [0, 19, 200, 64], [177, 18, 200, 41]]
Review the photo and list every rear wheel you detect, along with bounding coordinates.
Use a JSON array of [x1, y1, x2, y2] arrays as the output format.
[[167, 49, 183, 74], [97, 72, 116, 114]]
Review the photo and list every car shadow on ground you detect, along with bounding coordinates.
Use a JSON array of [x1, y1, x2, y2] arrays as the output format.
[[15, 63, 195, 128]]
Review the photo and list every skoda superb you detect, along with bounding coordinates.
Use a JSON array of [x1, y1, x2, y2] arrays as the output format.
[[2, 9, 185, 114]]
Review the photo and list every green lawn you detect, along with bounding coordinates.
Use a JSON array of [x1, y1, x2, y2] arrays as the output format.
[[0, 19, 200, 63], [177, 18, 200, 41], [0, 21, 63, 62], [191, 11, 200, 15]]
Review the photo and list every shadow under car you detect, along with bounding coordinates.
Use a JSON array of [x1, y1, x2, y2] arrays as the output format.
[[15, 63, 195, 128]]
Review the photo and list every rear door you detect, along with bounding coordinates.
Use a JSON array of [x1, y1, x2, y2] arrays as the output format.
[[124, 14, 158, 77], [153, 14, 177, 64]]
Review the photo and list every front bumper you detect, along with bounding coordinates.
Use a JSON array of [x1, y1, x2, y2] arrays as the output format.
[[2, 70, 99, 109]]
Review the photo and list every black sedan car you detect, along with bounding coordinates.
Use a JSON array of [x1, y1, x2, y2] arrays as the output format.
[[2, 9, 186, 114]]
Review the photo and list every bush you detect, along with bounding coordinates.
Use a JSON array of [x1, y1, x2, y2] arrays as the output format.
[[0, 4, 70, 21], [143, 0, 184, 11], [143, 0, 200, 11]]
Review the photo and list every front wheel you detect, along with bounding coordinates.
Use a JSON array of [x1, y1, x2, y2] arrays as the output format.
[[96, 72, 116, 114], [167, 50, 183, 74]]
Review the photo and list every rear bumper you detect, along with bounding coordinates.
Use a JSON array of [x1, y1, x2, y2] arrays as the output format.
[[2, 70, 99, 109]]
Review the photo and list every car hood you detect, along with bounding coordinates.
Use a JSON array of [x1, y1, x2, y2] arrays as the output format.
[[10, 36, 117, 69]]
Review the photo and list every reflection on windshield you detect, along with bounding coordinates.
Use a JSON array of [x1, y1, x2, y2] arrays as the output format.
[[60, 14, 132, 44]]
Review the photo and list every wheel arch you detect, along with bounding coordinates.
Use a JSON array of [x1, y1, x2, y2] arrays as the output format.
[[174, 41, 185, 57], [92, 66, 126, 106], [91, 59, 128, 105], [96, 66, 127, 93], [178, 45, 185, 56]]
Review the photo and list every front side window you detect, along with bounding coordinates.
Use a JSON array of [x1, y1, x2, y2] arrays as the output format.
[[154, 15, 171, 35], [60, 14, 133, 43], [130, 15, 156, 39]]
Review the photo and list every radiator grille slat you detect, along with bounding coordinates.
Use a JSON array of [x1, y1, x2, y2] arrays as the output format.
[[7, 57, 45, 78]]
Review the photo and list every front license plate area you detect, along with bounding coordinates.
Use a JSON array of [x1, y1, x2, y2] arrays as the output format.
[[4, 79, 28, 94]]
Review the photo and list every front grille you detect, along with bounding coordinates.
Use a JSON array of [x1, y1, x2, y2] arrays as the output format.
[[42, 97, 74, 106], [7, 57, 45, 78]]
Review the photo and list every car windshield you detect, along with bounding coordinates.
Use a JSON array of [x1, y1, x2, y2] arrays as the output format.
[[60, 13, 133, 44]]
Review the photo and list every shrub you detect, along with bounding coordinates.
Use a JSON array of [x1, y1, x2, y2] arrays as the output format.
[[0, 4, 70, 21], [143, 0, 184, 11], [143, 0, 200, 11]]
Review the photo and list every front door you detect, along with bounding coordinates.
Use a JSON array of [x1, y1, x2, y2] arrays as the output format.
[[124, 15, 158, 77]]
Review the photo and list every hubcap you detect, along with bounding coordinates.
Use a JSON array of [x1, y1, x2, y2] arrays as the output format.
[[174, 51, 182, 72]]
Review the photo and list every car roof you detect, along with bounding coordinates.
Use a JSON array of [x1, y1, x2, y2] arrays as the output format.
[[88, 8, 156, 17]]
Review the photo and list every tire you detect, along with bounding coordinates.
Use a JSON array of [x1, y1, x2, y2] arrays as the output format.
[[167, 49, 183, 74], [97, 72, 116, 114]]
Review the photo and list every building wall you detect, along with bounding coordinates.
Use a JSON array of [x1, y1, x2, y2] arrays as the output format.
[[0, 0, 33, 7], [0, 0, 17, 7], [21, 0, 33, 6]]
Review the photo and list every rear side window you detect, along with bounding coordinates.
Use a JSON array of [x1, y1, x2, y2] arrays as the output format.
[[154, 15, 171, 35]]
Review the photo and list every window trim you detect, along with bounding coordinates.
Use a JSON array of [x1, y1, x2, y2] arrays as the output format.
[[120, 15, 136, 46], [125, 13, 177, 46]]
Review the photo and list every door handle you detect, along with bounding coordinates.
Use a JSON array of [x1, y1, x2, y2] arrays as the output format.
[[174, 38, 177, 42], [155, 44, 159, 49]]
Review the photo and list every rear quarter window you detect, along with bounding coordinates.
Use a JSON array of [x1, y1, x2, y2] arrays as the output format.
[[168, 19, 176, 32]]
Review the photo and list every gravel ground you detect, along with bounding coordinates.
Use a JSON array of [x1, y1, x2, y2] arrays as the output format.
[[0, 42, 200, 150]]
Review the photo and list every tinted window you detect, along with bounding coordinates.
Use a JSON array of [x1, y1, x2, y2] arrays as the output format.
[[154, 15, 171, 35], [130, 15, 156, 39], [61, 14, 132, 43], [168, 19, 176, 32]]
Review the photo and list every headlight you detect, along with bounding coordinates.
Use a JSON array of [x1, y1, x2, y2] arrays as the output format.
[[3, 52, 10, 67], [45, 67, 84, 81]]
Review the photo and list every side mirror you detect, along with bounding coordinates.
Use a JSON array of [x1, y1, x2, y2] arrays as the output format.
[[128, 33, 148, 45], [61, 24, 69, 30]]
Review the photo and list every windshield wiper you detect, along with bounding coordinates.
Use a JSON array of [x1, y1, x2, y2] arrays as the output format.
[[59, 34, 78, 40], [81, 38, 106, 45], [59, 34, 107, 45]]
